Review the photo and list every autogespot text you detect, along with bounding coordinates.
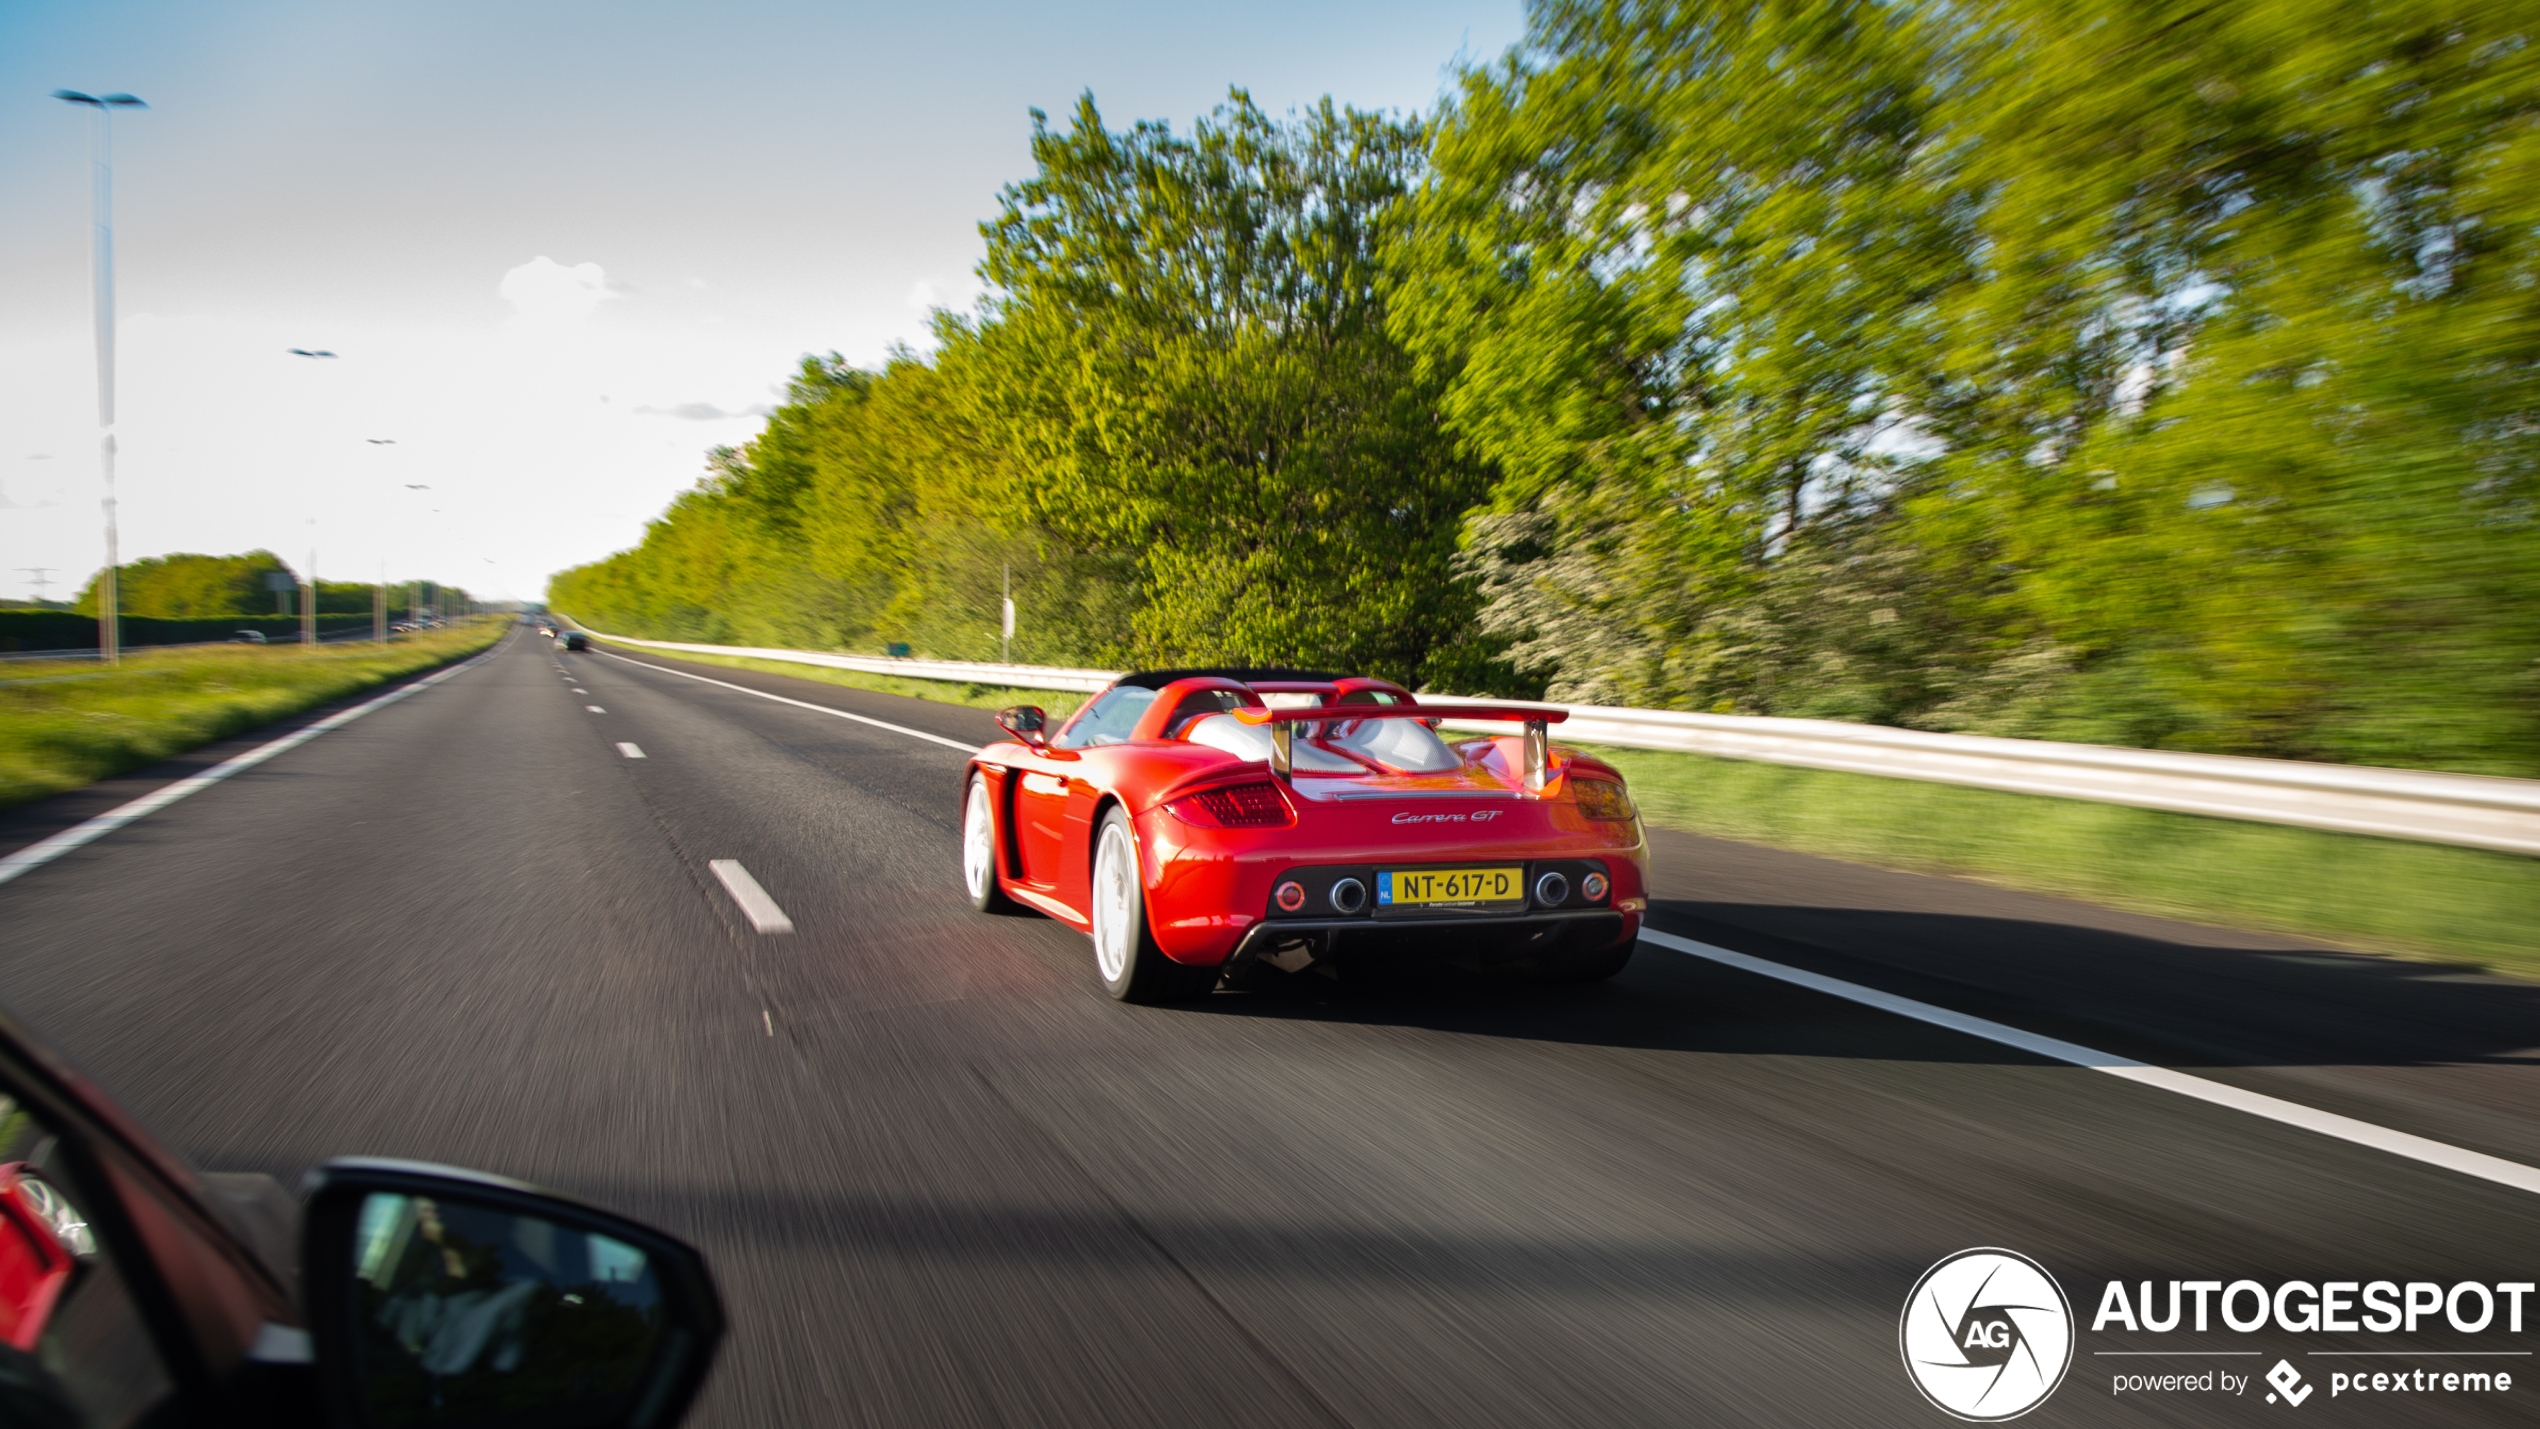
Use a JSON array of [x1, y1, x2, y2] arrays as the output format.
[[2094, 1278, 2529, 1407], [2092, 1279, 2534, 1335]]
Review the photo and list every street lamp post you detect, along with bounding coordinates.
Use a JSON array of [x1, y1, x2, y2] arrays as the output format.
[[287, 349, 341, 647], [53, 90, 146, 666], [397, 483, 433, 627]]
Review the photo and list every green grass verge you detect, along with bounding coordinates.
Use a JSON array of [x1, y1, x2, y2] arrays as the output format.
[[0, 621, 506, 810], [1578, 742, 2540, 982], [604, 646, 1090, 721]]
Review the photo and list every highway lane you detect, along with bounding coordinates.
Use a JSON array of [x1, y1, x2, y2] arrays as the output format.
[[0, 630, 2533, 1426]]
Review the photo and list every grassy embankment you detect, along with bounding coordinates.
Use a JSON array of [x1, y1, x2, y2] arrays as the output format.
[[0, 621, 505, 810], [599, 646, 2537, 980], [1581, 744, 2540, 982]]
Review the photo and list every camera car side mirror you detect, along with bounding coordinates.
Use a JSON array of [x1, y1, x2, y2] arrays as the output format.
[[300, 1158, 723, 1429]]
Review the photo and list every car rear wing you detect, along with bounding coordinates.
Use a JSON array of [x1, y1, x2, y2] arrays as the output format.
[[1233, 703, 1569, 789]]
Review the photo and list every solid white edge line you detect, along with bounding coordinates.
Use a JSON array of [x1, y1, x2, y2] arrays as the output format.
[[0, 633, 513, 888], [617, 743, 646, 759], [1636, 927, 2540, 1198], [595, 650, 981, 753], [707, 859, 794, 934]]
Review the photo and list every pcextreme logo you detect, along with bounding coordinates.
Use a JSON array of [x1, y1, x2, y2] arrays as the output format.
[[1901, 1249, 2076, 1421]]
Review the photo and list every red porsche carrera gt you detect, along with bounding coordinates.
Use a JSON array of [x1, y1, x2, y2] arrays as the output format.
[[961, 668, 1649, 1002]]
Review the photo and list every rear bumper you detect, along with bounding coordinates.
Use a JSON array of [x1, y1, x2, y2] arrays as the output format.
[[1138, 813, 1647, 966], [1226, 907, 1637, 971]]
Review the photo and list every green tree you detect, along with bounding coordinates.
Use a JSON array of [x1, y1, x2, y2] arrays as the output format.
[[971, 90, 1494, 684], [1392, 0, 1980, 710], [76, 551, 296, 618], [1932, 0, 2540, 770]]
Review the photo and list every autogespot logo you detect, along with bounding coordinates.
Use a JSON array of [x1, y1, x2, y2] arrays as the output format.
[[1902, 1248, 2076, 1420]]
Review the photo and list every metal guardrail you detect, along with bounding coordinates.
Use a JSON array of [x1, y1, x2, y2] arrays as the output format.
[[567, 625, 2540, 856]]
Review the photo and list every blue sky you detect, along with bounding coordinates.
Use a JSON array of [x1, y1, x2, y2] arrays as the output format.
[[0, 0, 1524, 601]]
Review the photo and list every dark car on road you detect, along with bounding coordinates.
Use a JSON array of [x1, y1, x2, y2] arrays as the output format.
[[558, 631, 590, 651]]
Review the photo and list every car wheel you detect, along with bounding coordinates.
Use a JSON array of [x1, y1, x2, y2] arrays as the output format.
[[1089, 808, 1215, 1003], [962, 775, 1021, 914]]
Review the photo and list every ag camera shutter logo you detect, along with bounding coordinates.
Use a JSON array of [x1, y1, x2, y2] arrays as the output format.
[[1901, 1248, 2075, 1420]]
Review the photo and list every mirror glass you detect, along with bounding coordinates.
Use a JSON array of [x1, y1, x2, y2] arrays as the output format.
[[346, 1192, 664, 1427]]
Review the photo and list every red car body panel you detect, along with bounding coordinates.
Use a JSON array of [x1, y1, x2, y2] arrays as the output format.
[[0, 1165, 77, 1350], [967, 673, 1649, 966]]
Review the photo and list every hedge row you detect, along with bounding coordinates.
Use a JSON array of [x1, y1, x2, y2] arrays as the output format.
[[0, 612, 377, 653]]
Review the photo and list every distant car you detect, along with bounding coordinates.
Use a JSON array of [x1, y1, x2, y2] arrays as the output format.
[[558, 631, 590, 650], [231, 630, 267, 644], [963, 667, 1648, 1002], [387, 622, 416, 634]]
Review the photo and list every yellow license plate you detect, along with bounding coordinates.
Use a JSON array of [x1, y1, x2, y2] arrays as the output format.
[[1378, 867, 1523, 906]]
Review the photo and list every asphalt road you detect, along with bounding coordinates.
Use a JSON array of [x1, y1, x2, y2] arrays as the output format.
[[1, 629, 2533, 1427]]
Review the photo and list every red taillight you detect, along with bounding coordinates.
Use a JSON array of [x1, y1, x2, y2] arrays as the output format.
[[1167, 781, 1294, 829]]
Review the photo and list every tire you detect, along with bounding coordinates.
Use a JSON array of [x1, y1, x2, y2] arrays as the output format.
[[1089, 807, 1217, 1003], [961, 774, 1021, 914]]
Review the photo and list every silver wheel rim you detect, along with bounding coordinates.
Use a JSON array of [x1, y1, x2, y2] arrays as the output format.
[[1092, 821, 1135, 983], [962, 780, 994, 901]]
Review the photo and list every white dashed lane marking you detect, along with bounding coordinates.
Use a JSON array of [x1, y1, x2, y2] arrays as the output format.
[[708, 859, 794, 934], [617, 743, 646, 759], [586, 705, 605, 713]]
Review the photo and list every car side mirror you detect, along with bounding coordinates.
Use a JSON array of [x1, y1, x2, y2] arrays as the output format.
[[300, 1159, 723, 1429], [995, 705, 1047, 747]]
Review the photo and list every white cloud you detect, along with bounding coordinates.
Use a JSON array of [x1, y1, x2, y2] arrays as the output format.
[[499, 257, 617, 324]]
